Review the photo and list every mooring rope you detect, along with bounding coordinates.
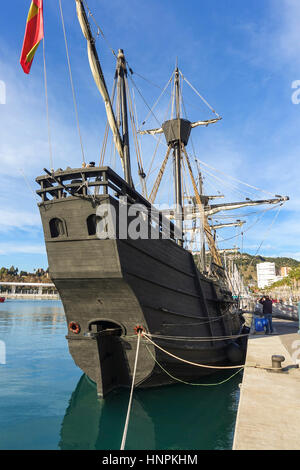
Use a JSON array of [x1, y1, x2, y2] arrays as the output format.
[[142, 333, 291, 372], [143, 333, 245, 369], [145, 345, 244, 386], [120, 332, 142, 450], [143, 332, 250, 342]]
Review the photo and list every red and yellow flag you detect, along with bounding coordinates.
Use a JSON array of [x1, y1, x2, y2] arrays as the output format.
[[20, 0, 44, 74]]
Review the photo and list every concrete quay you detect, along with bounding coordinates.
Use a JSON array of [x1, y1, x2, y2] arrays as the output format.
[[3, 293, 59, 300], [0, 282, 59, 300], [233, 319, 300, 450]]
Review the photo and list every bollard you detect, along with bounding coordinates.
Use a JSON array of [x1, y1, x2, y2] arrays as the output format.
[[271, 355, 285, 372]]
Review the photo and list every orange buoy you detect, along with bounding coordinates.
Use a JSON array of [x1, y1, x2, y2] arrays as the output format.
[[69, 321, 81, 334], [133, 325, 145, 335]]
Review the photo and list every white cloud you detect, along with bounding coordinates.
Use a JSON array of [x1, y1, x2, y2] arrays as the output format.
[[0, 2, 299, 264], [0, 242, 46, 255], [275, 0, 300, 66], [0, 209, 41, 232]]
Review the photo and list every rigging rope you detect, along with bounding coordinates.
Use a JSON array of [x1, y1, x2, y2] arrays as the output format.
[[99, 78, 117, 166], [200, 167, 257, 200], [59, 0, 86, 164], [183, 146, 222, 266], [82, 0, 118, 59], [249, 204, 283, 264], [131, 87, 148, 197], [140, 71, 174, 126], [216, 203, 282, 244], [82, 0, 162, 91], [120, 332, 142, 451], [125, 77, 145, 180], [149, 146, 171, 203], [128, 73, 162, 128], [99, 121, 110, 166], [179, 71, 220, 118], [18, 169, 39, 203], [144, 89, 173, 186], [196, 158, 276, 197], [128, 70, 163, 90], [42, 38, 53, 171]]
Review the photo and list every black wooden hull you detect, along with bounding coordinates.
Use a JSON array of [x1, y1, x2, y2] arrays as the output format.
[[38, 189, 245, 397]]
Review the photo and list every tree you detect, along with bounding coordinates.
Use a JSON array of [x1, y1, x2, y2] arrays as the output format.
[[8, 266, 18, 276], [0, 267, 8, 276]]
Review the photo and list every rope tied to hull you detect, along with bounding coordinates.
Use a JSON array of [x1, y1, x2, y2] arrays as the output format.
[[145, 345, 244, 386], [142, 332, 250, 342], [143, 333, 246, 370], [120, 331, 142, 450], [142, 333, 296, 373]]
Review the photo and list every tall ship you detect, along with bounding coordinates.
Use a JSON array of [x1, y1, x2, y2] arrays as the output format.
[[35, 0, 289, 397]]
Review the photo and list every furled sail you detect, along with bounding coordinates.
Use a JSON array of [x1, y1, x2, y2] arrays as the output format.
[[139, 118, 221, 136], [75, 0, 125, 169], [205, 196, 289, 216], [190, 117, 221, 128]]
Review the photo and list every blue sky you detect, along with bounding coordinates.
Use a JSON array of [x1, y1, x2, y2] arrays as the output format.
[[0, 0, 300, 272]]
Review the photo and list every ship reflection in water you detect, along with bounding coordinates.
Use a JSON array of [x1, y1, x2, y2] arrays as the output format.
[[0, 300, 241, 450], [59, 371, 242, 450]]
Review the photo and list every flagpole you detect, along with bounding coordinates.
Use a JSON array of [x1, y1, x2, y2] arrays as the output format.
[[42, 37, 54, 171]]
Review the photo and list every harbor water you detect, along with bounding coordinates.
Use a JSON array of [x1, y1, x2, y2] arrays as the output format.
[[0, 300, 242, 450]]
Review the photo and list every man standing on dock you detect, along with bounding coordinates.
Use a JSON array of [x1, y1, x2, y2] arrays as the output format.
[[259, 295, 274, 334]]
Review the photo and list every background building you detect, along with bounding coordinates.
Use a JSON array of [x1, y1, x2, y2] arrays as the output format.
[[256, 262, 283, 288], [280, 266, 292, 277]]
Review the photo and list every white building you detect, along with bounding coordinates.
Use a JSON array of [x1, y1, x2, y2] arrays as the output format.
[[257, 262, 277, 288]]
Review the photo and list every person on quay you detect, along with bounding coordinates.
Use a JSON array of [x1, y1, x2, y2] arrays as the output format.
[[259, 295, 274, 334]]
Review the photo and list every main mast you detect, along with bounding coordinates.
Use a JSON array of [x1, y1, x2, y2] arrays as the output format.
[[115, 49, 133, 186], [174, 68, 183, 246], [160, 68, 192, 247]]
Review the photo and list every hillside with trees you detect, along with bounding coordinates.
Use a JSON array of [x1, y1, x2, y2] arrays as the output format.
[[267, 266, 300, 289], [194, 253, 300, 287], [0, 266, 49, 283], [234, 254, 300, 286]]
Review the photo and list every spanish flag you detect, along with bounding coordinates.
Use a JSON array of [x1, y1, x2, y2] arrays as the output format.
[[20, 0, 44, 74]]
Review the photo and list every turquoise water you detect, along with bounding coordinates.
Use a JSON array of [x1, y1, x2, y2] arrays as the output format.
[[0, 300, 242, 450]]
